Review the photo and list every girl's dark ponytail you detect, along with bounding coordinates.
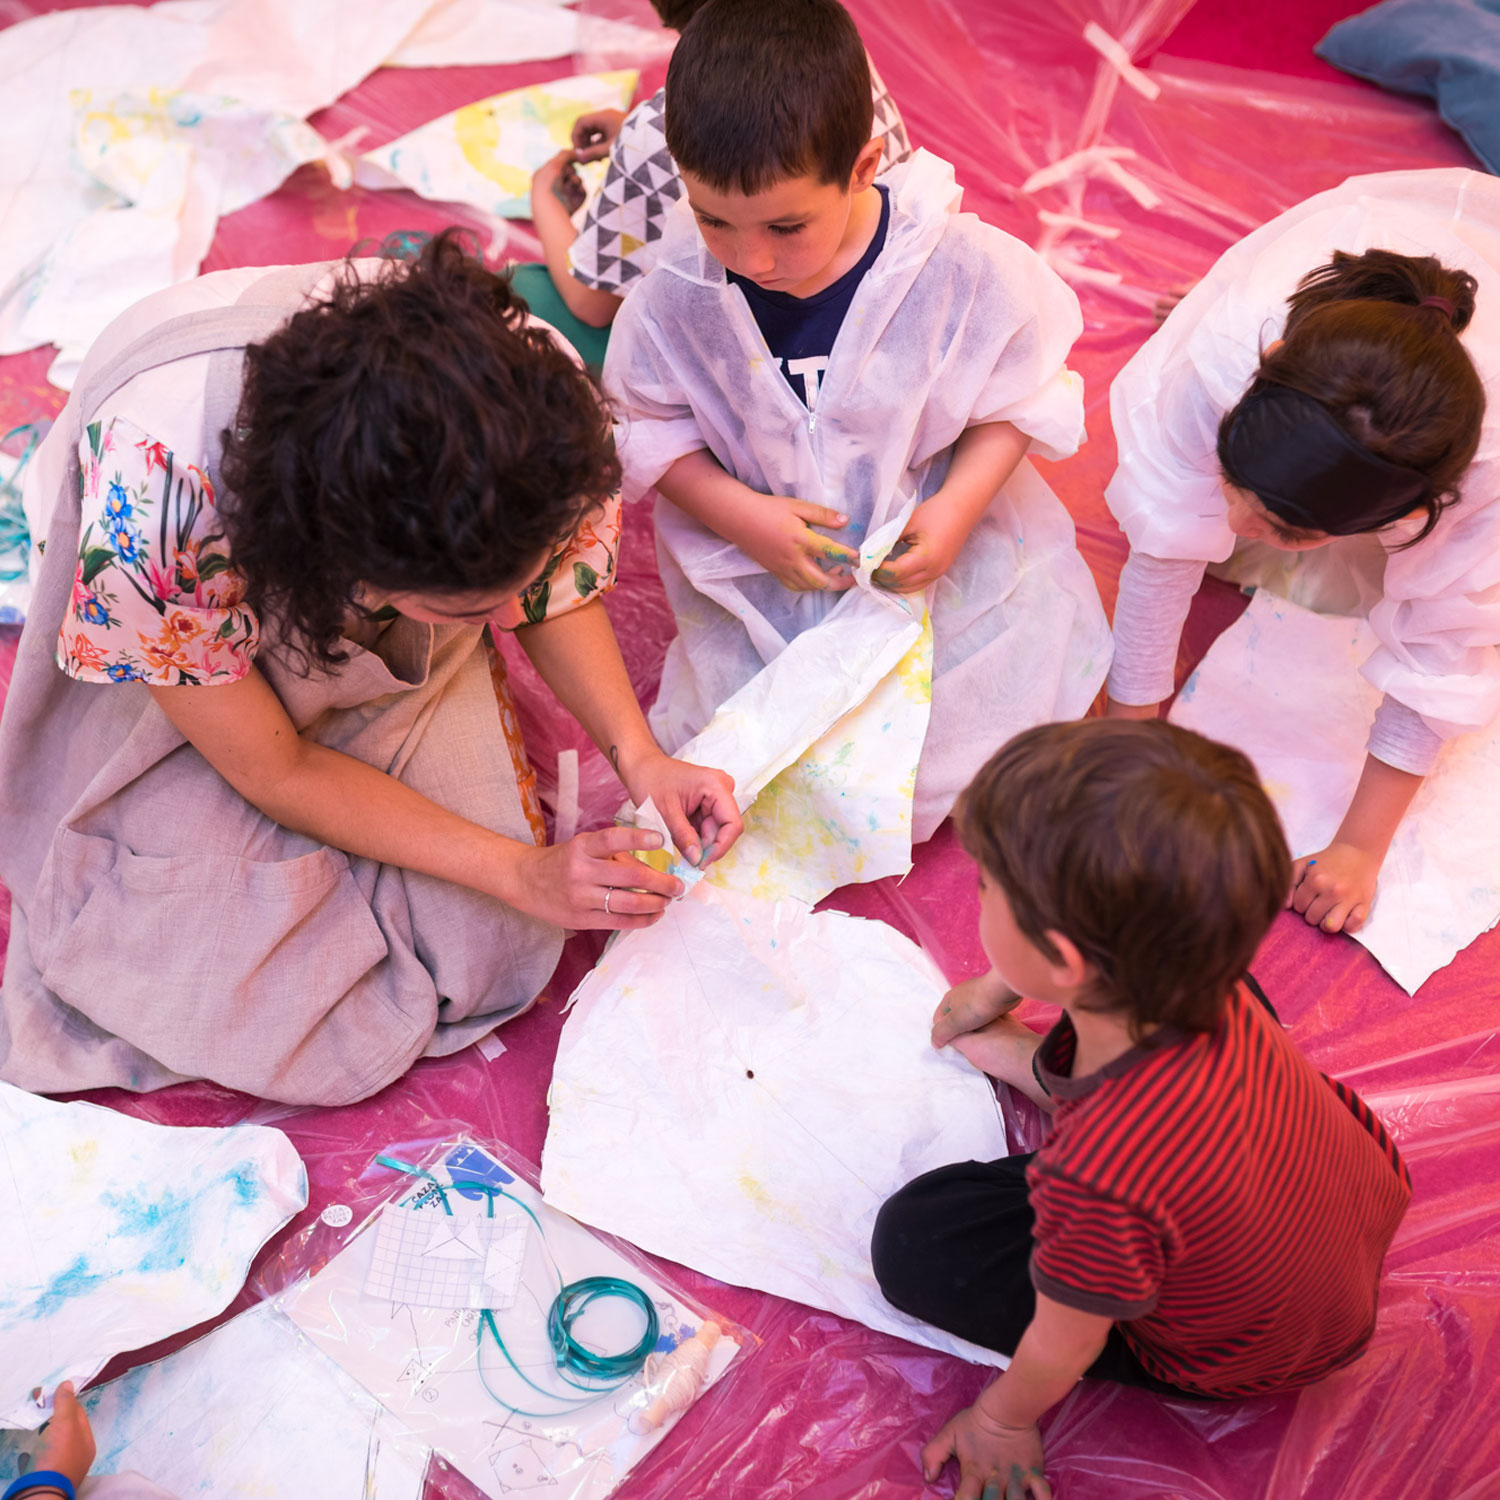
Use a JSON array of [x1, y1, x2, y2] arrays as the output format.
[[1283, 248, 1476, 334]]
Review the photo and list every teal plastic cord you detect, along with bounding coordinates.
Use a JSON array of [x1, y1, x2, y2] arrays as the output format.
[[374, 1154, 660, 1418]]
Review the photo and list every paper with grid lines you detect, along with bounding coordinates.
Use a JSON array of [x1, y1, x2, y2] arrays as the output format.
[[364, 1202, 528, 1310]]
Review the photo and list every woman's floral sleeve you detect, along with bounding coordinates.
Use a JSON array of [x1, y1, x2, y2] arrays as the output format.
[[57, 416, 260, 686], [494, 493, 623, 632]]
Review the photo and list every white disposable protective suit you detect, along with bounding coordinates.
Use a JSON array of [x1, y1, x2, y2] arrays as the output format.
[[604, 149, 1112, 838], [1107, 168, 1500, 753]]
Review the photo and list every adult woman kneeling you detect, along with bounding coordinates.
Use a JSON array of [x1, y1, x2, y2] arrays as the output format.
[[0, 232, 739, 1106]]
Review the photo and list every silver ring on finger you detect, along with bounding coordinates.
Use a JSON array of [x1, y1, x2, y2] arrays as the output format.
[[603, 888, 612, 915]]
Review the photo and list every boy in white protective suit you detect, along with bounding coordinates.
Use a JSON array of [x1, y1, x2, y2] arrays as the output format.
[[602, 0, 1112, 840]]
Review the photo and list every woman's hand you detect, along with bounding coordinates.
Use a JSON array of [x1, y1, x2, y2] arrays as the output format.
[[733, 496, 861, 592], [508, 827, 684, 931], [922, 1406, 1051, 1500], [1288, 841, 1382, 933], [932, 970, 1021, 1048], [571, 108, 627, 162], [623, 749, 743, 868]]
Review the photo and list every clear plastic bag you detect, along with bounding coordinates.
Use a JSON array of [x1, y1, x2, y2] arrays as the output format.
[[255, 1136, 755, 1500]]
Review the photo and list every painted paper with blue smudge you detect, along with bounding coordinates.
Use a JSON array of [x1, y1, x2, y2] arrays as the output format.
[[0, 1081, 307, 1429]]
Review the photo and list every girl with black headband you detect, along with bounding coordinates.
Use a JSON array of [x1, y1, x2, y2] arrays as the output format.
[[1103, 168, 1495, 937]]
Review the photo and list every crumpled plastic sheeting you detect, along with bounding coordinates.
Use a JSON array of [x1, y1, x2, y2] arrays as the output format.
[[0, 1, 1498, 1498]]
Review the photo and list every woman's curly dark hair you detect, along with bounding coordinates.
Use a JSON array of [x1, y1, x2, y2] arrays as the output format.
[[218, 229, 621, 669]]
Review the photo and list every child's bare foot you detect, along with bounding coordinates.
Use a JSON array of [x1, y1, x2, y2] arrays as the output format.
[[953, 1014, 1051, 1107], [32, 1381, 95, 1493]]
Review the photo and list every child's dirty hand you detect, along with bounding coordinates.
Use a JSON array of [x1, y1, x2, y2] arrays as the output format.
[[872, 497, 966, 593], [571, 108, 627, 162], [921, 1404, 1051, 1500], [932, 970, 1020, 1049], [1287, 841, 1380, 934], [531, 150, 585, 215], [33, 1381, 96, 1492], [740, 496, 860, 592]]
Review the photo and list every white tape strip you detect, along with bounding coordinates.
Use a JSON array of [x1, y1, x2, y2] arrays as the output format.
[[1020, 145, 1136, 195], [1082, 21, 1162, 101], [1037, 208, 1122, 239], [554, 748, 580, 846]]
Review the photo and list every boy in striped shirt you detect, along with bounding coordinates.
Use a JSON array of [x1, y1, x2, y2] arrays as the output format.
[[872, 720, 1411, 1500]]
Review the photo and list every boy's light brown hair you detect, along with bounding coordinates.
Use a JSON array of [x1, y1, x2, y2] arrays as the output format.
[[958, 720, 1290, 1037]]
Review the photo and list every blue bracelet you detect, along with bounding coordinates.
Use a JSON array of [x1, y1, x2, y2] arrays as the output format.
[[3, 1472, 77, 1500]]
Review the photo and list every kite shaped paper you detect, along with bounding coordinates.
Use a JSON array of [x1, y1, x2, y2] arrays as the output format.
[[630, 509, 934, 907], [542, 884, 1012, 1367], [0, 1302, 427, 1499], [277, 1143, 741, 1500], [1170, 589, 1500, 992], [0, 1081, 307, 1430], [357, 71, 638, 220]]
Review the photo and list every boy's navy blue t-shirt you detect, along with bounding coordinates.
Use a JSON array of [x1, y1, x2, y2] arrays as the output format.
[[727, 186, 890, 408]]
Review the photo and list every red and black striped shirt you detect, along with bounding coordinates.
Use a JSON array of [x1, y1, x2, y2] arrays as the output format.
[[1027, 984, 1411, 1397]]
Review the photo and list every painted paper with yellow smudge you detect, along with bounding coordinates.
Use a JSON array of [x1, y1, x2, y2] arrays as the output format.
[[358, 70, 638, 220]]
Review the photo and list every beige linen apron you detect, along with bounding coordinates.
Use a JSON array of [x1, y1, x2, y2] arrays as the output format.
[[0, 266, 563, 1105]]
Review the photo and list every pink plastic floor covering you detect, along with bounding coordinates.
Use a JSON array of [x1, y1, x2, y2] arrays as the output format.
[[2, 2, 1499, 1496]]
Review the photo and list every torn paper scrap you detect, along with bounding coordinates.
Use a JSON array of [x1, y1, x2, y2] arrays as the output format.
[[357, 71, 639, 220], [1169, 589, 1500, 993], [626, 507, 933, 906], [279, 1142, 740, 1500], [0, 1081, 307, 1431], [542, 884, 1012, 1367], [0, 1302, 427, 1500]]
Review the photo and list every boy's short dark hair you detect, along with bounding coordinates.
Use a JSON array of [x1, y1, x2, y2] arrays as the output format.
[[664, 0, 875, 194], [958, 720, 1290, 1037], [649, 0, 710, 28]]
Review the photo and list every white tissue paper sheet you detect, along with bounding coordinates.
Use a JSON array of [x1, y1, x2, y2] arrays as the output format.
[[357, 71, 639, 221], [0, 1302, 428, 1500], [1169, 590, 1500, 993], [387, 0, 672, 71], [0, 1081, 307, 1430], [0, 0, 442, 386], [542, 883, 1012, 1367], [626, 507, 934, 907]]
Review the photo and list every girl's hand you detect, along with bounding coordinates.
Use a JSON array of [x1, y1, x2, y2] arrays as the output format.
[[1288, 841, 1382, 933], [625, 751, 743, 868], [531, 150, 585, 215], [932, 970, 1021, 1048], [34, 1382, 96, 1492], [511, 827, 684, 930], [922, 1406, 1051, 1500], [735, 496, 861, 592], [571, 108, 627, 162], [872, 496, 968, 593]]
